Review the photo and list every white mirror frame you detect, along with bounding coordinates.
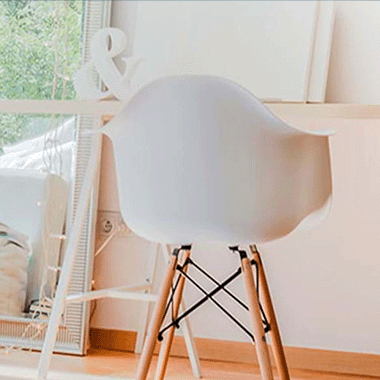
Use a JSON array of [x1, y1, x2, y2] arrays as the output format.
[[0, 115, 100, 355], [0, 1, 112, 355]]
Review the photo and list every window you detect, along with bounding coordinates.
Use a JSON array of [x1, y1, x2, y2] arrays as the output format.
[[0, 0, 110, 150]]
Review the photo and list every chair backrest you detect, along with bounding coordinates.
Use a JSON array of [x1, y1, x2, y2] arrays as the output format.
[[104, 75, 333, 244]]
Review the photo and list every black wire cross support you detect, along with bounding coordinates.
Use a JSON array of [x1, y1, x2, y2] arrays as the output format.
[[158, 246, 270, 343]]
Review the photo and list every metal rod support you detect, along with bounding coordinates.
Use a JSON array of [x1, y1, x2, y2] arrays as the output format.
[[158, 257, 271, 342]]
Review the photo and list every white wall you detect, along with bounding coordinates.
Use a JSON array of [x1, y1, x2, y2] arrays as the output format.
[[131, 1, 318, 102], [92, 1, 380, 355], [326, 1, 380, 103]]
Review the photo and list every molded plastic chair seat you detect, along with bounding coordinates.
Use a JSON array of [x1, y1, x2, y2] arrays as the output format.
[[104, 75, 332, 245]]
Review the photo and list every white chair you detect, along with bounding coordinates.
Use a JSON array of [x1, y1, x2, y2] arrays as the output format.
[[103, 75, 333, 380], [38, 75, 332, 380]]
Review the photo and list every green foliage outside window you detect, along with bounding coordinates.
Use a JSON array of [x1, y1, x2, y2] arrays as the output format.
[[0, 0, 84, 149]]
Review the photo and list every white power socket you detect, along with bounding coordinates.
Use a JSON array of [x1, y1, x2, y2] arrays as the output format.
[[97, 210, 130, 237]]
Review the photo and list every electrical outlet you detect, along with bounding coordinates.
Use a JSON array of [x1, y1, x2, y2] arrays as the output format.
[[97, 210, 130, 237]]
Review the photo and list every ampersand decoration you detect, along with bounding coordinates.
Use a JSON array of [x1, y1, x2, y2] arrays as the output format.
[[74, 28, 143, 101]]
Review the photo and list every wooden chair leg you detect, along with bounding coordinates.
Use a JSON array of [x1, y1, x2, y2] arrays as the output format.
[[136, 249, 180, 380], [154, 248, 191, 380], [240, 253, 274, 380], [161, 244, 202, 378], [249, 245, 290, 380]]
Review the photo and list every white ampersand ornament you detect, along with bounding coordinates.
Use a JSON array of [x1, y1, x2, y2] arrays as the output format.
[[74, 28, 143, 101]]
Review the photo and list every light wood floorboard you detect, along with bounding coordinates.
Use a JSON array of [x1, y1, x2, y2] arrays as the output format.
[[0, 349, 378, 380]]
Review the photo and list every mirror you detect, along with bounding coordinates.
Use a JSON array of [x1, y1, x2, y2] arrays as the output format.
[[0, 114, 76, 318], [0, 0, 111, 355]]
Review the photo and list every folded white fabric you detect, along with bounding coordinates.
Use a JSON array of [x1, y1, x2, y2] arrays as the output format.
[[0, 117, 75, 181], [0, 223, 31, 316]]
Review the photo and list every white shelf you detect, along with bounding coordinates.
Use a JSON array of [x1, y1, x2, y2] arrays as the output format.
[[267, 103, 380, 119], [1, 99, 380, 119], [0, 99, 122, 116]]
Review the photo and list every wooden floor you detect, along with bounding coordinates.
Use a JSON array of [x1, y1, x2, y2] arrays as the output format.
[[0, 348, 378, 380]]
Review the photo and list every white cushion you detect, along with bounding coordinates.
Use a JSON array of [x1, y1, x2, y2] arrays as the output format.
[[0, 224, 31, 316]]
